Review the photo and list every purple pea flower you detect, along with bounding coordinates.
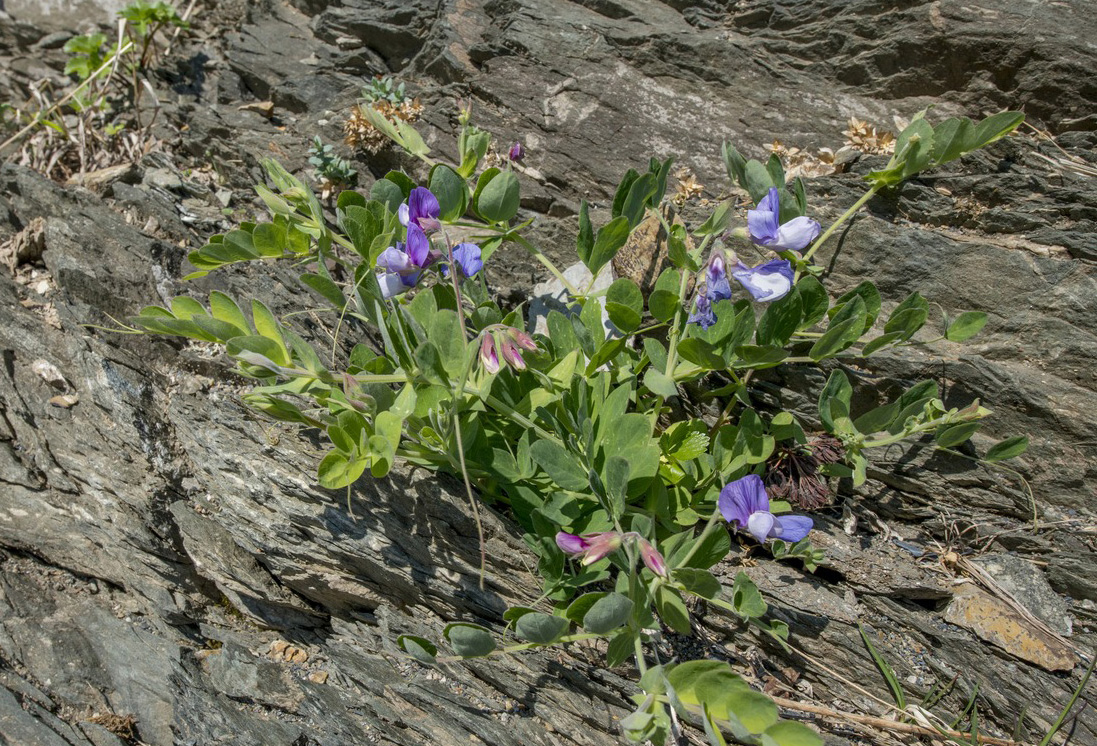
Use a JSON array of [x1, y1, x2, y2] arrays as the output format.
[[451, 242, 483, 278], [555, 532, 590, 554], [556, 530, 667, 576], [687, 255, 733, 329], [687, 292, 716, 330], [482, 327, 539, 374], [376, 223, 432, 298], [509, 142, 525, 162], [398, 186, 441, 233], [731, 258, 795, 302], [509, 329, 538, 351], [499, 336, 527, 371], [748, 187, 820, 252], [718, 474, 813, 544]]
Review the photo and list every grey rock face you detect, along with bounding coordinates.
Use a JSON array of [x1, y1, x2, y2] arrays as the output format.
[[0, 0, 1095, 744]]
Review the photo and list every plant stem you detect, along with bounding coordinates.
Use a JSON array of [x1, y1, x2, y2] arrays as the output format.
[[462, 387, 560, 443], [801, 184, 881, 264], [860, 417, 948, 449], [441, 228, 487, 587], [663, 268, 693, 378], [633, 634, 648, 677], [674, 509, 724, 569], [1039, 655, 1096, 746], [514, 236, 581, 297], [350, 373, 408, 384]]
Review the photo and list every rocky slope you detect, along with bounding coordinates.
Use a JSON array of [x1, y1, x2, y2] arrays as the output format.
[[0, 0, 1095, 744]]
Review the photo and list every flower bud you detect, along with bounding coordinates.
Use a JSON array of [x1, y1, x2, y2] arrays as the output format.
[[509, 141, 524, 162], [508, 328, 538, 352], [555, 531, 590, 555], [499, 336, 527, 371], [457, 99, 472, 126], [480, 333, 501, 374], [581, 532, 623, 564], [638, 538, 668, 578]]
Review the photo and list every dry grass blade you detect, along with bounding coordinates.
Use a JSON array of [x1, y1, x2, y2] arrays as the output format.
[[772, 696, 1023, 746]]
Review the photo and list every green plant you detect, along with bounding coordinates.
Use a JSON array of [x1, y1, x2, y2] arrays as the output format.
[[2, 0, 188, 180], [119, 0, 189, 69], [122, 106, 1031, 745], [62, 33, 110, 81], [362, 75, 408, 105], [307, 136, 358, 199]]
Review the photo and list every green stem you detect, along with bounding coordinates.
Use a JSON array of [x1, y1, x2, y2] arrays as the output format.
[[633, 634, 648, 677], [801, 184, 881, 264], [674, 509, 724, 570], [435, 632, 607, 662], [441, 228, 487, 587], [350, 373, 408, 384], [466, 387, 562, 445], [1038, 654, 1096, 746], [861, 417, 948, 449], [663, 268, 694, 378], [514, 236, 580, 297]]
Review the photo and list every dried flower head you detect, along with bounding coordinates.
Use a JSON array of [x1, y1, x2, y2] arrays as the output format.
[[344, 98, 423, 153], [672, 167, 704, 206], [843, 117, 896, 156], [763, 435, 844, 510], [765, 140, 843, 180]]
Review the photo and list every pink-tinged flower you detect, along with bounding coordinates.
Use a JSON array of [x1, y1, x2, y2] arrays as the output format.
[[555, 532, 590, 554], [557, 530, 667, 575], [509, 142, 524, 162], [556, 531, 623, 565], [718, 474, 812, 544], [747, 187, 820, 252], [509, 328, 538, 351], [480, 334, 501, 374], [398, 187, 441, 233], [499, 336, 527, 371], [638, 538, 668, 578]]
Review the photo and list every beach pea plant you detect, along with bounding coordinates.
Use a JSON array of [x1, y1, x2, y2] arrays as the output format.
[[127, 106, 1027, 745]]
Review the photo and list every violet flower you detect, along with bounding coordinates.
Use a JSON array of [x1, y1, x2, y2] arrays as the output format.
[[398, 186, 441, 233], [731, 258, 795, 302], [687, 292, 716, 330], [451, 242, 483, 278], [376, 223, 432, 298], [718, 474, 813, 544], [747, 187, 820, 252], [509, 142, 524, 162], [687, 255, 733, 329]]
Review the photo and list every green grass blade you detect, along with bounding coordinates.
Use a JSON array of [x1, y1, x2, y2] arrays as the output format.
[[858, 624, 906, 711]]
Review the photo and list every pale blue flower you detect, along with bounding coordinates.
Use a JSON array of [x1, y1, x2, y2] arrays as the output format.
[[748, 187, 820, 252], [731, 258, 794, 302]]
